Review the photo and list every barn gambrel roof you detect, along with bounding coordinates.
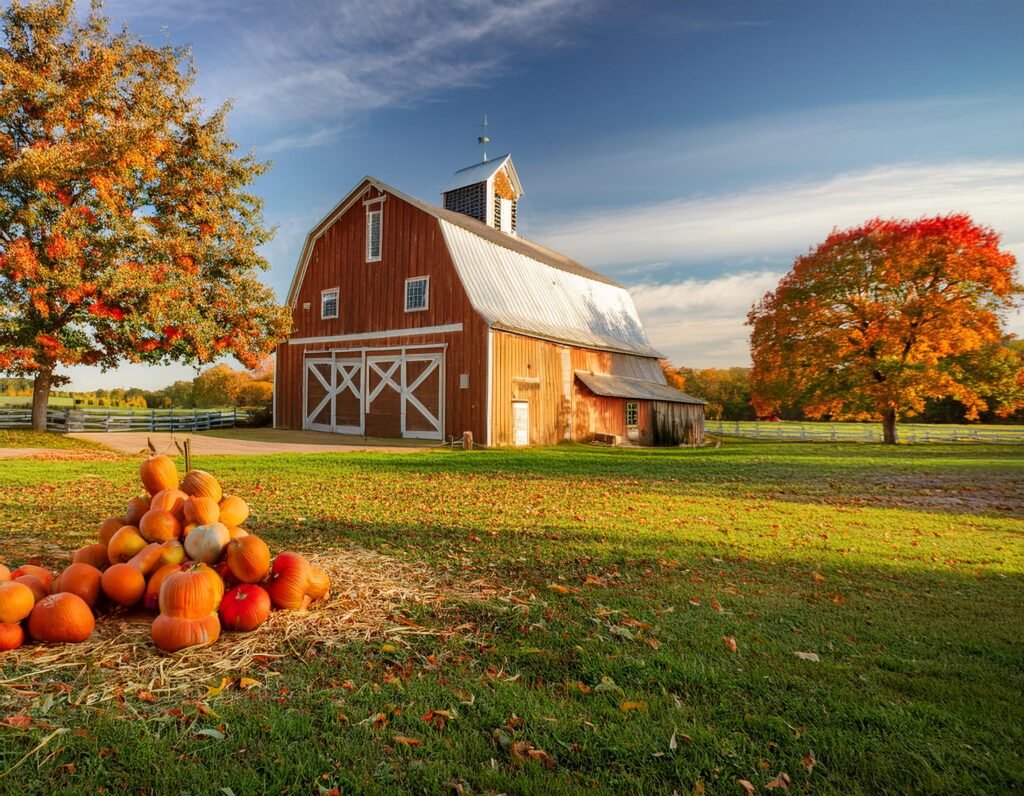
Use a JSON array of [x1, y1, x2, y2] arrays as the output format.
[[286, 177, 662, 358]]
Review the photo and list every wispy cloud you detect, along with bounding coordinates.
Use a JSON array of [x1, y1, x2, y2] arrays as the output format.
[[536, 160, 1024, 275]]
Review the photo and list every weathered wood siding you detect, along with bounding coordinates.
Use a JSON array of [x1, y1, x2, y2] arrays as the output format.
[[489, 331, 671, 446], [275, 186, 489, 440], [489, 331, 569, 446], [651, 401, 704, 446]]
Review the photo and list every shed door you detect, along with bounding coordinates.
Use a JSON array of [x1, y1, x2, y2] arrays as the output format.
[[512, 401, 529, 446], [403, 353, 443, 440]]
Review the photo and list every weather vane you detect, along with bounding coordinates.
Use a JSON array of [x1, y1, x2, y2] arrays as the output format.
[[477, 114, 490, 162]]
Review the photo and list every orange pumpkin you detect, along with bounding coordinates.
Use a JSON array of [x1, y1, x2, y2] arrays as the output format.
[[150, 488, 188, 522], [98, 516, 125, 545], [227, 526, 249, 540], [0, 622, 24, 651], [219, 584, 270, 632], [101, 563, 146, 607], [15, 575, 48, 604], [180, 470, 223, 503], [183, 495, 220, 526], [140, 454, 179, 495], [225, 536, 271, 584], [184, 523, 231, 564], [158, 564, 222, 618], [266, 551, 312, 611], [28, 593, 95, 643], [53, 563, 102, 608], [306, 567, 331, 601], [151, 613, 220, 652], [125, 495, 151, 526], [0, 564, 10, 582], [0, 581, 35, 623], [107, 526, 147, 564], [218, 495, 249, 528], [139, 509, 181, 543], [144, 563, 185, 612], [72, 543, 109, 571], [11, 564, 52, 590]]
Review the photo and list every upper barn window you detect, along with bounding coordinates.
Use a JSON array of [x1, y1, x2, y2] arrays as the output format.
[[366, 207, 382, 262], [405, 276, 429, 312], [321, 288, 339, 320]]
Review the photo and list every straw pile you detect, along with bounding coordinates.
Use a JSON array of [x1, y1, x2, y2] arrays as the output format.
[[1, 547, 490, 708]]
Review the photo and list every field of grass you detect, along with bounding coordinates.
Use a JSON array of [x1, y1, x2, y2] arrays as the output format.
[[0, 440, 1021, 794]]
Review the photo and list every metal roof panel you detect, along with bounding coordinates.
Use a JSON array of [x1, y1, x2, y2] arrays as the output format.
[[575, 371, 706, 404]]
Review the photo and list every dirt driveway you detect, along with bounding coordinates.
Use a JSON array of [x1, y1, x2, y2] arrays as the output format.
[[69, 429, 434, 456]]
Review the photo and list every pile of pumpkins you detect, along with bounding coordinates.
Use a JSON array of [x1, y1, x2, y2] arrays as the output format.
[[0, 455, 329, 653]]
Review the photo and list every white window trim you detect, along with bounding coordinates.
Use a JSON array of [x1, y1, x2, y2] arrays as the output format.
[[625, 401, 639, 426], [366, 208, 382, 262], [321, 288, 339, 320], [404, 276, 429, 313]]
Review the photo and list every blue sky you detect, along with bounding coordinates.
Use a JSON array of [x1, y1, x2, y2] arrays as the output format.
[[63, 0, 1024, 389]]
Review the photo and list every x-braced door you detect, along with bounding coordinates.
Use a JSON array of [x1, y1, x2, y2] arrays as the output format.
[[304, 355, 363, 434]]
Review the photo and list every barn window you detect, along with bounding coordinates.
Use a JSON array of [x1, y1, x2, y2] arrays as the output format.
[[405, 276, 429, 312], [366, 208, 382, 262], [625, 401, 638, 426], [321, 288, 339, 320]]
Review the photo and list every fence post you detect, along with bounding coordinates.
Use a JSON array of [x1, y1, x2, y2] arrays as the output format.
[[233, 407, 237, 428], [151, 408, 155, 432]]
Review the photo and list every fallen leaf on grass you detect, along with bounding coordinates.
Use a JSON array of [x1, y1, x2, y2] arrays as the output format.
[[205, 678, 231, 698], [421, 709, 455, 730], [722, 636, 738, 653], [710, 598, 724, 613], [3, 712, 32, 728], [239, 678, 260, 690], [765, 772, 791, 790], [812, 572, 825, 583], [802, 752, 816, 773], [527, 748, 556, 768], [194, 727, 225, 740], [793, 652, 820, 662], [594, 676, 623, 694], [620, 700, 648, 713], [136, 690, 157, 703], [393, 736, 421, 747], [738, 779, 756, 795], [548, 584, 570, 594]]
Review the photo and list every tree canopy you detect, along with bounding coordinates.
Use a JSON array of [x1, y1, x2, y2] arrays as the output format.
[[0, 0, 291, 429], [748, 214, 1022, 443]]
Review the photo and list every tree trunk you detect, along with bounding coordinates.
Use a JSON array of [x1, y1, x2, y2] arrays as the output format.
[[31, 369, 52, 432], [882, 407, 898, 445]]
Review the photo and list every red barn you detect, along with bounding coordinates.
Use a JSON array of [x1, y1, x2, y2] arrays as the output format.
[[275, 155, 704, 446]]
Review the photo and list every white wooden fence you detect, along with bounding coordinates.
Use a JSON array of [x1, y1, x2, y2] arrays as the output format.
[[0, 407, 246, 433], [707, 420, 1024, 444]]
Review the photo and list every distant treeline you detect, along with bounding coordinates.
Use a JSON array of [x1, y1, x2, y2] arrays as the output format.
[[664, 339, 1024, 424], [0, 362, 273, 412]]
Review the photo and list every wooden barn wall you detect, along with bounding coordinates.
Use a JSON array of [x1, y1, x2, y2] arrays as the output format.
[[569, 350, 665, 383], [489, 332, 568, 446], [490, 332, 669, 446], [651, 401, 705, 446], [275, 187, 489, 440], [572, 389, 653, 444]]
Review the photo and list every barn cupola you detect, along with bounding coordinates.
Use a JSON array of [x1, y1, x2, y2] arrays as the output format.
[[441, 153, 523, 235]]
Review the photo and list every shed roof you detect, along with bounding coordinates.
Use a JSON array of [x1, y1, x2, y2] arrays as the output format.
[[575, 371, 706, 405], [441, 154, 522, 195]]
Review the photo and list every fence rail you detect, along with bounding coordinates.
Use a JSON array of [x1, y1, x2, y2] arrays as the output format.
[[0, 407, 245, 433], [707, 420, 1024, 444]]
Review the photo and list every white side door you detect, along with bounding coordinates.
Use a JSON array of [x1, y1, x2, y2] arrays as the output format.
[[512, 400, 529, 446]]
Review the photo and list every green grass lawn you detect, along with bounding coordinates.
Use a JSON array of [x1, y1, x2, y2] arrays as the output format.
[[0, 429, 114, 451], [1, 441, 1021, 794]]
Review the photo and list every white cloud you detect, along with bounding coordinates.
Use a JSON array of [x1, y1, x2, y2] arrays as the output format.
[[536, 160, 1024, 275], [630, 272, 784, 367]]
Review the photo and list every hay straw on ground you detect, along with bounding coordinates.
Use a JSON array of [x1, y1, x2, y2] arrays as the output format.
[[1, 548, 494, 709]]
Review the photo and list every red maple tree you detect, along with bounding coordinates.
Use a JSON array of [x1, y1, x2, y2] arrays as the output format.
[[748, 214, 1022, 443]]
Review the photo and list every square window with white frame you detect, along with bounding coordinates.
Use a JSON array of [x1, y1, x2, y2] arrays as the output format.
[[405, 276, 429, 312], [321, 288, 339, 320]]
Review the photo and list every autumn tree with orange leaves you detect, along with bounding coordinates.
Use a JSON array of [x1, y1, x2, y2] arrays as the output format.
[[0, 1, 291, 430], [748, 215, 1022, 444]]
